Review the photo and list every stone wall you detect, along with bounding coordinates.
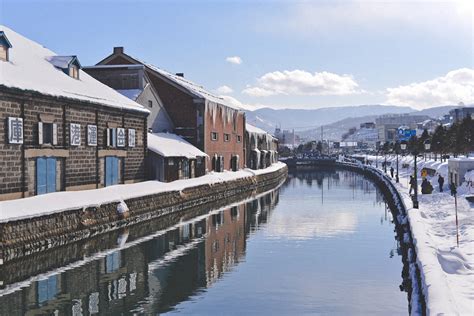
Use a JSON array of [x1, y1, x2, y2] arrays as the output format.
[[0, 164, 288, 264], [0, 87, 148, 199]]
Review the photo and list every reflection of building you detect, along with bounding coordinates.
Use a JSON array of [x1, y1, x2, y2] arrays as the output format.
[[0, 190, 280, 315]]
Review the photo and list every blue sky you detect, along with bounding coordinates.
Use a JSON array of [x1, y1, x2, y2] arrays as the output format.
[[1, 0, 472, 110]]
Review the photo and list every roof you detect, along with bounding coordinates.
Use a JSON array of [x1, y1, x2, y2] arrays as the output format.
[[0, 31, 12, 47], [95, 50, 242, 111], [0, 25, 149, 114], [47, 55, 81, 69], [148, 133, 208, 159], [246, 123, 268, 135]]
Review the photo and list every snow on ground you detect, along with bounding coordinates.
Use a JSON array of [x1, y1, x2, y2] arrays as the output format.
[[358, 155, 474, 315], [0, 163, 286, 223]]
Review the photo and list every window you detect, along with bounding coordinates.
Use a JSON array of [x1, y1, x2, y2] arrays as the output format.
[[168, 159, 175, 166], [224, 133, 230, 142], [0, 45, 7, 62], [148, 100, 153, 108], [236, 135, 242, 143], [106, 128, 117, 147], [38, 122, 57, 145], [69, 65, 79, 79], [211, 132, 218, 141], [0, 31, 12, 62]]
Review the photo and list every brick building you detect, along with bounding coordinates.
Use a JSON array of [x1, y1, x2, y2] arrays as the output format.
[[245, 123, 278, 170], [0, 26, 149, 201], [85, 47, 246, 172]]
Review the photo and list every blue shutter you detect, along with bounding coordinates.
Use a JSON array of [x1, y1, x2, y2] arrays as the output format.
[[105, 156, 112, 187], [36, 157, 47, 195], [46, 158, 56, 193]]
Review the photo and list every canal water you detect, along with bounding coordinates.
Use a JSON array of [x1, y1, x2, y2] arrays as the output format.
[[0, 169, 410, 315]]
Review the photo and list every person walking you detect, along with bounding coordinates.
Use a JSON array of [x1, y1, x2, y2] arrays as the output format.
[[409, 175, 416, 195], [438, 175, 444, 192], [390, 167, 394, 178]]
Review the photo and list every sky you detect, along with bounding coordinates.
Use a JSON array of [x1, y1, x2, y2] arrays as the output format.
[[0, 0, 473, 110]]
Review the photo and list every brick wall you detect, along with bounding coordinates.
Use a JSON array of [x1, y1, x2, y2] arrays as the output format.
[[204, 107, 245, 170]]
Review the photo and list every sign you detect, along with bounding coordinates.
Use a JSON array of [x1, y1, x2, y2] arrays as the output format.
[[128, 129, 136, 147], [70, 123, 81, 146], [8, 117, 23, 144], [87, 125, 98, 146], [117, 128, 126, 147], [397, 128, 416, 141]]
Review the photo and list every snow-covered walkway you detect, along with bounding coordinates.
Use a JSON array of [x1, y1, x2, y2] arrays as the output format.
[[0, 162, 287, 224], [361, 155, 474, 315]]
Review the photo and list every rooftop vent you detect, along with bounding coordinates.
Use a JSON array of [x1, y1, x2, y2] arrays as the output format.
[[175, 73, 184, 77]]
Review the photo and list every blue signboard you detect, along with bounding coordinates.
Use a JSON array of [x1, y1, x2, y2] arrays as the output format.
[[397, 128, 416, 141]]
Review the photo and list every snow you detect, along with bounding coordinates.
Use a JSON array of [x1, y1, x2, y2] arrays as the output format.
[[116, 88, 142, 101], [147, 132, 207, 159], [355, 155, 474, 315], [246, 123, 267, 135], [0, 162, 286, 223], [0, 25, 148, 114]]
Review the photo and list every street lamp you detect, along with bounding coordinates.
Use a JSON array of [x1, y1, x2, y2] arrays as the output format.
[[412, 146, 419, 209], [424, 139, 431, 160]]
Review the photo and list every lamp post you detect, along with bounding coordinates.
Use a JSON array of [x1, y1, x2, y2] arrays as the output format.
[[424, 139, 431, 161], [395, 141, 400, 183], [412, 144, 419, 209]]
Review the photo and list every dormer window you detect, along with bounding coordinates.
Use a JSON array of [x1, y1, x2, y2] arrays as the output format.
[[0, 31, 12, 62], [47, 55, 82, 79]]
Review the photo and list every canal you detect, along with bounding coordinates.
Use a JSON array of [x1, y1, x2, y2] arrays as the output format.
[[0, 169, 412, 315]]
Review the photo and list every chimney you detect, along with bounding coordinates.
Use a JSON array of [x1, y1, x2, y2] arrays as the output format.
[[113, 47, 124, 54], [175, 73, 184, 77]]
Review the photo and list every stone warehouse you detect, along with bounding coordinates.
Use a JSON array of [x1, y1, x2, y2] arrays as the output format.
[[84, 47, 246, 172], [0, 26, 149, 201]]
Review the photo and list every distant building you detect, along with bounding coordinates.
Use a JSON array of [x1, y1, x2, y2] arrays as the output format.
[[147, 133, 207, 182], [449, 107, 474, 123], [360, 122, 375, 129], [0, 26, 149, 201], [274, 127, 299, 147], [376, 114, 430, 142], [86, 47, 246, 172], [448, 158, 474, 187]]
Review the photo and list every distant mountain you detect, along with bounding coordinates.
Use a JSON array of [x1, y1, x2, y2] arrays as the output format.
[[411, 105, 461, 119], [245, 105, 414, 133]]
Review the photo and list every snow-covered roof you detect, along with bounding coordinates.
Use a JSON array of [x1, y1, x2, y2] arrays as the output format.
[[47, 55, 81, 69], [144, 63, 240, 110], [0, 25, 149, 114], [246, 123, 267, 135], [117, 89, 142, 101], [148, 132, 208, 159]]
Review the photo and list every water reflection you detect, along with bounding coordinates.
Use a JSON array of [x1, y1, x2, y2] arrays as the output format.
[[0, 170, 411, 315], [0, 190, 280, 315]]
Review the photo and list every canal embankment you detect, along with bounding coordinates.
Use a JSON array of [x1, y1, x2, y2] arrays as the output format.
[[336, 161, 425, 315], [0, 162, 288, 264], [343, 157, 474, 316]]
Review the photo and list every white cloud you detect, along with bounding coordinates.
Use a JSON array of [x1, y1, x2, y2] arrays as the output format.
[[385, 68, 474, 109], [226, 56, 242, 65], [261, 0, 471, 37], [215, 85, 233, 94], [242, 70, 361, 97]]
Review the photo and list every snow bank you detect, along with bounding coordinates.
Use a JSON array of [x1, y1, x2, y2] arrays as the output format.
[[355, 155, 474, 315], [0, 25, 148, 114], [0, 162, 286, 223], [148, 133, 207, 159]]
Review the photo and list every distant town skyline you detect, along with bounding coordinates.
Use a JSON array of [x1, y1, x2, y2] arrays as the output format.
[[1, 0, 472, 110]]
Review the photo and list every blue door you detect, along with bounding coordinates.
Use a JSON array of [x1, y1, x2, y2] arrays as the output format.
[[36, 157, 56, 195], [105, 156, 119, 186]]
